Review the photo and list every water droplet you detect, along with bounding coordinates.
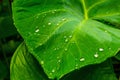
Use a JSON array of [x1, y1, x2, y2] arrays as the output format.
[[64, 36, 67, 38], [43, 25, 45, 27], [94, 53, 99, 58], [41, 61, 44, 65], [109, 48, 111, 50], [75, 64, 78, 69], [72, 41, 75, 44], [48, 76, 52, 79], [52, 69, 55, 73], [58, 59, 61, 63], [62, 18, 66, 21], [54, 47, 59, 51], [57, 48, 59, 50], [57, 56, 59, 59], [49, 73, 52, 75], [13, 22, 15, 25], [54, 48, 57, 50], [65, 39, 68, 42], [99, 48, 104, 51], [64, 48, 68, 51], [69, 35, 72, 38], [52, 11, 55, 13], [48, 22, 51, 25], [80, 58, 85, 62], [35, 29, 39, 33], [105, 30, 108, 33], [39, 43, 42, 46], [36, 16, 39, 18], [57, 23, 59, 26]]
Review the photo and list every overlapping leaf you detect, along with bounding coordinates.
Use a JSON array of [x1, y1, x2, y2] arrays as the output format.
[[12, 0, 120, 79], [10, 43, 49, 80], [61, 59, 117, 80]]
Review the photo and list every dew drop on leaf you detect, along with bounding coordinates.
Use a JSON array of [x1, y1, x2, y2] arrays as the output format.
[[58, 59, 61, 63], [54, 48, 57, 50], [57, 23, 59, 26], [49, 73, 52, 75], [62, 18, 66, 21], [94, 53, 99, 58], [40, 61, 44, 65], [69, 35, 72, 38], [64, 48, 68, 51], [99, 48, 104, 51], [43, 25, 45, 27], [13, 22, 15, 25], [65, 39, 68, 42], [75, 64, 78, 69], [109, 48, 111, 50], [52, 69, 55, 73], [80, 58, 85, 62], [52, 11, 55, 14], [39, 43, 42, 46], [64, 36, 67, 38], [57, 56, 59, 59], [36, 16, 39, 19], [48, 22, 51, 25], [72, 41, 75, 44], [57, 48, 59, 50], [105, 30, 108, 33], [35, 29, 39, 33]]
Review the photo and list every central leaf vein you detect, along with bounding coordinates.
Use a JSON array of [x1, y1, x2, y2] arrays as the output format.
[[81, 0, 88, 20]]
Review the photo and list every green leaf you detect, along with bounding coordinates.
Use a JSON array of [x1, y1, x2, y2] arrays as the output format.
[[12, 0, 120, 79], [61, 59, 117, 80], [10, 42, 49, 80]]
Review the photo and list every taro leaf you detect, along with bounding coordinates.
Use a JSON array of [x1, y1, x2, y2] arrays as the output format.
[[12, 0, 120, 79], [61, 59, 117, 80], [10, 42, 49, 80]]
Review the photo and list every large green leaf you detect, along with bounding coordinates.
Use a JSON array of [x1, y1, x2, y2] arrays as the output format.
[[12, 0, 120, 79], [10, 43, 49, 80]]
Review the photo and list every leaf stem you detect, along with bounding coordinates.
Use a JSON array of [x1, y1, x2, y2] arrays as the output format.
[[81, 0, 88, 20]]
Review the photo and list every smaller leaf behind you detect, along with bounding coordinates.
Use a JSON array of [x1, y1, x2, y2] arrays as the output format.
[[115, 51, 120, 61], [61, 59, 117, 80], [10, 42, 49, 80]]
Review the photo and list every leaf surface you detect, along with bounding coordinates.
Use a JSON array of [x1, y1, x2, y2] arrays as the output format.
[[12, 0, 120, 79]]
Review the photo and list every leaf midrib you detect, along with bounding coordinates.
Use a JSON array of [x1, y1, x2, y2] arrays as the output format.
[[81, 0, 88, 20], [55, 20, 86, 77]]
